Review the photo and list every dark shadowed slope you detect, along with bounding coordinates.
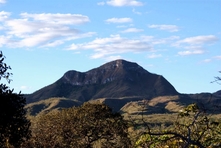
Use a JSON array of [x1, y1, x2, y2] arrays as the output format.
[[214, 90, 221, 97]]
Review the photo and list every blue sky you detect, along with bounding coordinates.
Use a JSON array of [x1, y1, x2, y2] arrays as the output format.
[[0, 0, 220, 94]]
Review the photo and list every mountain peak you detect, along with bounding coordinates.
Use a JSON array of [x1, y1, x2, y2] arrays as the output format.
[[99, 59, 143, 71], [62, 59, 146, 86]]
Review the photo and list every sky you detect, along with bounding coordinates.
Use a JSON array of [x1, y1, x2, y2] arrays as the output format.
[[0, 0, 220, 94]]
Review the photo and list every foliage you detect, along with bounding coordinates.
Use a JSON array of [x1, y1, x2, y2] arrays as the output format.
[[135, 103, 221, 148], [0, 51, 31, 147], [212, 71, 221, 84], [0, 51, 12, 83], [24, 102, 131, 148]]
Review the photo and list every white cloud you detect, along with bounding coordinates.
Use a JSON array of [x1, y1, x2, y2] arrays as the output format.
[[214, 55, 221, 60], [67, 33, 214, 59], [153, 36, 180, 45], [121, 27, 143, 33], [0, 35, 10, 47], [0, 11, 10, 21], [97, 1, 105, 5], [68, 34, 153, 59], [116, 25, 127, 28], [148, 24, 179, 32], [5, 18, 79, 47], [178, 50, 204, 56], [20, 85, 28, 90], [0, 0, 6, 3], [132, 8, 142, 15], [106, 0, 143, 6], [175, 35, 218, 45], [173, 35, 219, 56], [105, 17, 132, 23], [201, 56, 221, 63], [41, 40, 64, 48], [105, 55, 122, 61], [202, 59, 211, 63], [0, 12, 92, 48], [146, 64, 154, 67], [19, 85, 31, 91], [20, 13, 89, 25], [141, 35, 180, 45], [147, 53, 162, 58]]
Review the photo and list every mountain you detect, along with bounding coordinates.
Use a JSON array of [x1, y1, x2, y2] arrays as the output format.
[[214, 90, 221, 97], [26, 59, 179, 104]]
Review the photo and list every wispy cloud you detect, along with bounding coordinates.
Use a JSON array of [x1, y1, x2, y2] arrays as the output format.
[[147, 53, 162, 58], [105, 17, 132, 23], [105, 55, 122, 61], [116, 25, 127, 28], [67, 35, 180, 60], [0, 0, 6, 3], [201, 55, 221, 63], [0, 35, 10, 47], [148, 24, 179, 32], [214, 55, 221, 60], [0, 12, 93, 48], [106, 0, 143, 7], [132, 8, 142, 15], [175, 35, 218, 45], [97, 2, 105, 5], [21, 13, 90, 25], [174, 35, 219, 56], [68, 33, 218, 59], [121, 28, 143, 33], [20, 85, 31, 91], [0, 11, 10, 21], [178, 50, 204, 56], [141, 35, 180, 46], [68, 34, 153, 59], [202, 59, 212, 63]]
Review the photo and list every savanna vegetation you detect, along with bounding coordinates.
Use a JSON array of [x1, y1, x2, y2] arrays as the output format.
[[24, 100, 221, 148], [22, 102, 131, 148], [1, 50, 221, 148], [134, 103, 221, 148]]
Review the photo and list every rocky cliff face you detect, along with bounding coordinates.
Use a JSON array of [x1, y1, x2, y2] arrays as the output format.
[[62, 60, 147, 85], [26, 59, 179, 103]]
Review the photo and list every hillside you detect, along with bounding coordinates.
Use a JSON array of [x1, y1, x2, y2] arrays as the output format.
[[25, 93, 221, 117], [25, 97, 81, 116]]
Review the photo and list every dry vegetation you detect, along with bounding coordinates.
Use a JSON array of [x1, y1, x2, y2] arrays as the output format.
[[22, 95, 221, 148]]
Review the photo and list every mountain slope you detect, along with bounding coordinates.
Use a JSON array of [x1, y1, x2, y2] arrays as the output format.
[[25, 97, 81, 116], [26, 59, 179, 103]]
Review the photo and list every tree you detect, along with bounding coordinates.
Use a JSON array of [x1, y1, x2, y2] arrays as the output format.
[[26, 102, 131, 148], [135, 103, 221, 148], [0, 51, 31, 147], [212, 71, 221, 84]]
